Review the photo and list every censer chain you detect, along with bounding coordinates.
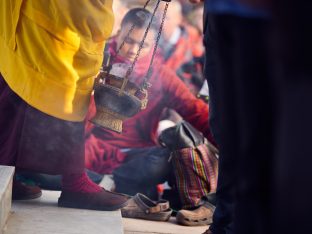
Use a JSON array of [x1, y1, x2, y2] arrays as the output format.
[[120, 0, 163, 94], [102, 0, 152, 89], [114, 0, 152, 58], [142, 0, 170, 90], [103, 0, 171, 95]]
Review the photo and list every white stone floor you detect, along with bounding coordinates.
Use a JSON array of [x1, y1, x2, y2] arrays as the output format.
[[2, 190, 208, 234], [123, 217, 208, 234], [3, 191, 123, 234]]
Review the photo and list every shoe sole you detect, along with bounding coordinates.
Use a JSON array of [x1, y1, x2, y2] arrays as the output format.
[[12, 191, 43, 201], [58, 198, 129, 211], [176, 212, 213, 226], [121, 209, 172, 221]]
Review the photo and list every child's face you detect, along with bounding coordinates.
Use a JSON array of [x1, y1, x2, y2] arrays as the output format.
[[116, 23, 156, 62]]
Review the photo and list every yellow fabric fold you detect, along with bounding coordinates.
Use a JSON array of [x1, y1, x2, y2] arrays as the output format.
[[0, 0, 114, 121]]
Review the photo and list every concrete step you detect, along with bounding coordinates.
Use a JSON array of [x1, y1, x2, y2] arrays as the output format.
[[1, 178, 209, 234], [123, 217, 208, 234], [3, 190, 124, 234], [0, 166, 15, 234]]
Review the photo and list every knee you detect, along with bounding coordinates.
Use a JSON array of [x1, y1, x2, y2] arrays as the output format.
[[146, 154, 171, 183]]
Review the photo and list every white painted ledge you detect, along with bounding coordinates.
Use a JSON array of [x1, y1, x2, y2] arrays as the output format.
[[0, 166, 15, 234]]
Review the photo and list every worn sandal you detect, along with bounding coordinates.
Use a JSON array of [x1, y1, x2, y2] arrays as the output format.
[[121, 193, 172, 221], [176, 201, 215, 226]]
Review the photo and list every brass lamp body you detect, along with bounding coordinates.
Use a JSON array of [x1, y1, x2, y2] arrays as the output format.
[[91, 71, 148, 133]]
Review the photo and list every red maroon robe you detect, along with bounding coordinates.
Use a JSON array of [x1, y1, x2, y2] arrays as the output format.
[[0, 74, 85, 174]]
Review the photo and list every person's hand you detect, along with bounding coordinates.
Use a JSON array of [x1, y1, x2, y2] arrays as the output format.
[[188, 0, 204, 3]]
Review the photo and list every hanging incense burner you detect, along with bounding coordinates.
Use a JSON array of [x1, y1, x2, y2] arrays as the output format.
[[91, 0, 171, 133]]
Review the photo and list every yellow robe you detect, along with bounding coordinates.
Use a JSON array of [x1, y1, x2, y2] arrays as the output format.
[[0, 0, 114, 121]]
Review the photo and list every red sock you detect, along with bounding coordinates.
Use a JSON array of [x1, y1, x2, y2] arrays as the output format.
[[62, 172, 102, 193]]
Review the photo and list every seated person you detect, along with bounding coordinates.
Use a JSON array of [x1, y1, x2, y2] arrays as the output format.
[[85, 7, 217, 220]]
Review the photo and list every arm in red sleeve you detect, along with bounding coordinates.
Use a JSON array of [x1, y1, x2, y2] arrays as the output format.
[[160, 66, 215, 144], [85, 134, 126, 174]]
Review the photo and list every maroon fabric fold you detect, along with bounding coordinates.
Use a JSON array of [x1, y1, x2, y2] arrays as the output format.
[[0, 74, 84, 174]]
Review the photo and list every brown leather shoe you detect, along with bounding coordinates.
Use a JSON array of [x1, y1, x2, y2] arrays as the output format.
[[176, 201, 215, 226], [12, 180, 42, 200], [58, 189, 129, 211]]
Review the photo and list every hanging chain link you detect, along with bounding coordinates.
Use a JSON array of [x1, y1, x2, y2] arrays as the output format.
[[142, 1, 169, 89], [103, 0, 170, 94], [119, 0, 163, 93], [124, 0, 161, 80]]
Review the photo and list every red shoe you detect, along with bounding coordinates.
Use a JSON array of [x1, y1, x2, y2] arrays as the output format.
[[58, 189, 129, 211], [12, 180, 42, 200]]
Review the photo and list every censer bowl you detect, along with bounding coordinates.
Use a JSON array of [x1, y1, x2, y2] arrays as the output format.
[[91, 73, 146, 133]]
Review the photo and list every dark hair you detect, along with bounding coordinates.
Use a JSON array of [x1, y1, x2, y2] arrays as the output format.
[[121, 8, 159, 32]]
